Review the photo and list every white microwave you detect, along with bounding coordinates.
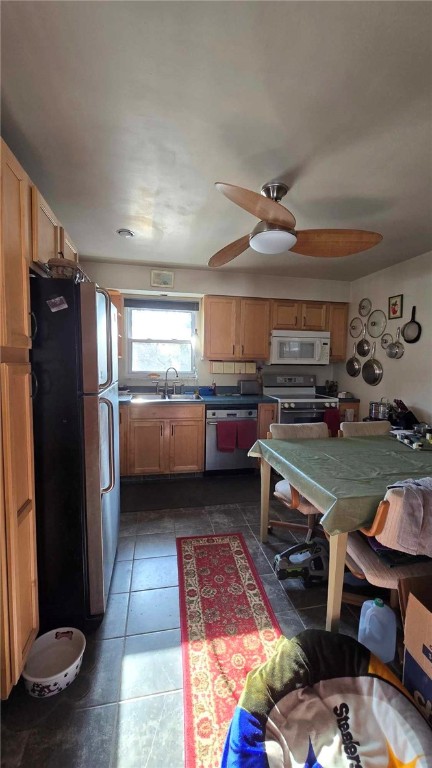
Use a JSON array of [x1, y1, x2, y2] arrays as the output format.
[[269, 330, 330, 365]]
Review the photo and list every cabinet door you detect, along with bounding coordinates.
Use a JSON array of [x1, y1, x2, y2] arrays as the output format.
[[271, 300, 300, 330], [258, 403, 278, 439], [107, 291, 124, 358], [300, 302, 328, 331], [169, 420, 204, 472], [327, 303, 348, 361], [239, 298, 270, 359], [128, 420, 166, 474], [339, 402, 359, 422], [119, 405, 128, 475], [0, 142, 31, 350], [1, 363, 38, 697], [203, 296, 237, 360], [31, 187, 60, 264], [59, 228, 79, 263]]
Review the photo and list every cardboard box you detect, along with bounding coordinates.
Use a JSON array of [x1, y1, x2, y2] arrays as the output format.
[[399, 577, 432, 726]]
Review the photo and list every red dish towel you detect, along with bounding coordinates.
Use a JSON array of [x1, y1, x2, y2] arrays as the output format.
[[237, 419, 257, 450], [216, 421, 237, 452], [323, 408, 341, 438]]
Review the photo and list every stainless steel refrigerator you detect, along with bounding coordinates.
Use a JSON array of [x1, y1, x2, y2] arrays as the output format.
[[30, 277, 120, 631]]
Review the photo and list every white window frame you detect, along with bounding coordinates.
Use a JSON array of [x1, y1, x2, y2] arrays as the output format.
[[124, 306, 197, 378]]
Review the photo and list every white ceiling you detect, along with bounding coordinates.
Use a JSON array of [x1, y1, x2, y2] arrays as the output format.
[[2, 1, 432, 281]]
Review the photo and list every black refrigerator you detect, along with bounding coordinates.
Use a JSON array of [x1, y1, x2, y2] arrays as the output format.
[[30, 277, 120, 632]]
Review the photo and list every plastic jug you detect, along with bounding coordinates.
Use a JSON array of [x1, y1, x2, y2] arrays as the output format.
[[358, 598, 396, 663]]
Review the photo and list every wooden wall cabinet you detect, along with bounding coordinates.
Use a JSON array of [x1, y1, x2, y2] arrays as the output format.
[[59, 228, 79, 263], [271, 300, 328, 331], [0, 363, 38, 699], [258, 402, 278, 439], [107, 290, 124, 358], [126, 404, 205, 475], [327, 303, 348, 361], [1, 140, 39, 699], [203, 295, 270, 360], [1, 142, 32, 350], [31, 187, 60, 265]]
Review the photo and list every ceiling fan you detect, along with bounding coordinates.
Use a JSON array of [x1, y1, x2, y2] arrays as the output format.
[[208, 182, 383, 267]]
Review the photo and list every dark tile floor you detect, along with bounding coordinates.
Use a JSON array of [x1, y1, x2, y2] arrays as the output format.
[[1, 483, 362, 768]]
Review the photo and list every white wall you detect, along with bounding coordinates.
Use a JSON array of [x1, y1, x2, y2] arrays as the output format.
[[81, 259, 348, 388], [335, 250, 432, 423]]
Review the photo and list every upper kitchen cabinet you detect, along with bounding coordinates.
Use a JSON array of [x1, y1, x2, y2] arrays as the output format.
[[327, 303, 348, 361], [271, 300, 327, 331], [203, 295, 270, 360], [59, 228, 79, 263], [107, 290, 124, 358], [0, 140, 31, 351], [31, 187, 60, 265], [271, 299, 300, 330]]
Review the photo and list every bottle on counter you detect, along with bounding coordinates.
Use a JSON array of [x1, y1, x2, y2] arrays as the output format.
[[212, 379, 217, 395]]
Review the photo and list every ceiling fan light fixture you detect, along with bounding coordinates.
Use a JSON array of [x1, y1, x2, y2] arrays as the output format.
[[249, 221, 297, 254]]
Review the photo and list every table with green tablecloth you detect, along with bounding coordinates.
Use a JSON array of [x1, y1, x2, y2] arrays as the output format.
[[248, 435, 432, 631]]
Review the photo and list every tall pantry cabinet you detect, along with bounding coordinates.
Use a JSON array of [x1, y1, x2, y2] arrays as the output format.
[[1, 139, 39, 699]]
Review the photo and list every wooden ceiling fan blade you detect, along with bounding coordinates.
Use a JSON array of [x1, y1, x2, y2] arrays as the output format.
[[290, 229, 383, 258], [215, 182, 296, 228], [208, 234, 250, 267]]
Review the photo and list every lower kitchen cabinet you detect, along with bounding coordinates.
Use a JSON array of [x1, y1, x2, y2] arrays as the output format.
[[338, 400, 360, 422], [1, 362, 39, 699], [119, 404, 128, 474], [258, 402, 278, 438], [125, 404, 205, 475]]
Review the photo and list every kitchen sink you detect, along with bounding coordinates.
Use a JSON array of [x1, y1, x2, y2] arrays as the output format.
[[166, 394, 202, 401], [131, 393, 164, 402], [131, 393, 202, 402]]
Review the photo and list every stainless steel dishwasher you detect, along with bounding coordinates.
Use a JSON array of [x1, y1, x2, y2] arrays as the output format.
[[205, 407, 258, 471]]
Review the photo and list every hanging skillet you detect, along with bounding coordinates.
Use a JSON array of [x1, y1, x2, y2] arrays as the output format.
[[401, 306, 422, 343], [386, 328, 404, 359], [362, 343, 383, 386], [356, 325, 371, 357], [346, 343, 361, 377]]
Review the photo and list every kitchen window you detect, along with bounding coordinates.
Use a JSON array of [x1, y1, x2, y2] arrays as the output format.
[[124, 299, 199, 376]]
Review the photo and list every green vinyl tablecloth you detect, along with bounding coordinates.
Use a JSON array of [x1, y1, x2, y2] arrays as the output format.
[[249, 435, 432, 535]]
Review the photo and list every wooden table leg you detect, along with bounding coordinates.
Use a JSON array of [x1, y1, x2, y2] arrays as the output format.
[[326, 532, 348, 632], [259, 459, 271, 543]]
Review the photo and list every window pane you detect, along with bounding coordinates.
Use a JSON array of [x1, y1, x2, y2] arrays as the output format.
[[131, 342, 192, 372], [131, 309, 192, 340]]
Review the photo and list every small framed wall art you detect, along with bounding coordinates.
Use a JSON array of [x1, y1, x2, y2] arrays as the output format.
[[388, 294, 403, 319], [150, 269, 174, 289]]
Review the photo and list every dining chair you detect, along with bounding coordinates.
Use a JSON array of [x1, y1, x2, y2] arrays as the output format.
[[267, 422, 329, 541], [342, 486, 432, 609], [338, 420, 392, 437]]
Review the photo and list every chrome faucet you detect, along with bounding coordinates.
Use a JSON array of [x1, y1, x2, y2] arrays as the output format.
[[164, 367, 178, 398]]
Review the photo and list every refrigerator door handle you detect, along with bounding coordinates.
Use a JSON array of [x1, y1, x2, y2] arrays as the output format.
[[100, 397, 115, 494], [96, 287, 113, 390]]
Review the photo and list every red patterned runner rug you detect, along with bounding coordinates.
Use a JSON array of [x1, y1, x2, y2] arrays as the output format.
[[177, 533, 281, 768]]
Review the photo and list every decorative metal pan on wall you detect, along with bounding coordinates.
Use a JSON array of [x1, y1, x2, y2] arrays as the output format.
[[358, 297, 372, 317], [401, 306, 422, 343], [362, 343, 383, 386], [381, 333, 393, 350], [367, 309, 387, 338], [356, 325, 371, 358], [346, 343, 361, 377], [349, 317, 363, 338], [386, 328, 404, 359]]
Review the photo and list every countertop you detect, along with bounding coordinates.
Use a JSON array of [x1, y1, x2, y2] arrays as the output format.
[[119, 393, 275, 407]]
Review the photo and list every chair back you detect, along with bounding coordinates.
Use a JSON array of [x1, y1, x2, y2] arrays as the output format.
[[269, 422, 329, 440], [339, 420, 391, 437]]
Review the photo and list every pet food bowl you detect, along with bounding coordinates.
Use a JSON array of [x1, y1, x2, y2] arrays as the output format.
[[22, 627, 86, 698]]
